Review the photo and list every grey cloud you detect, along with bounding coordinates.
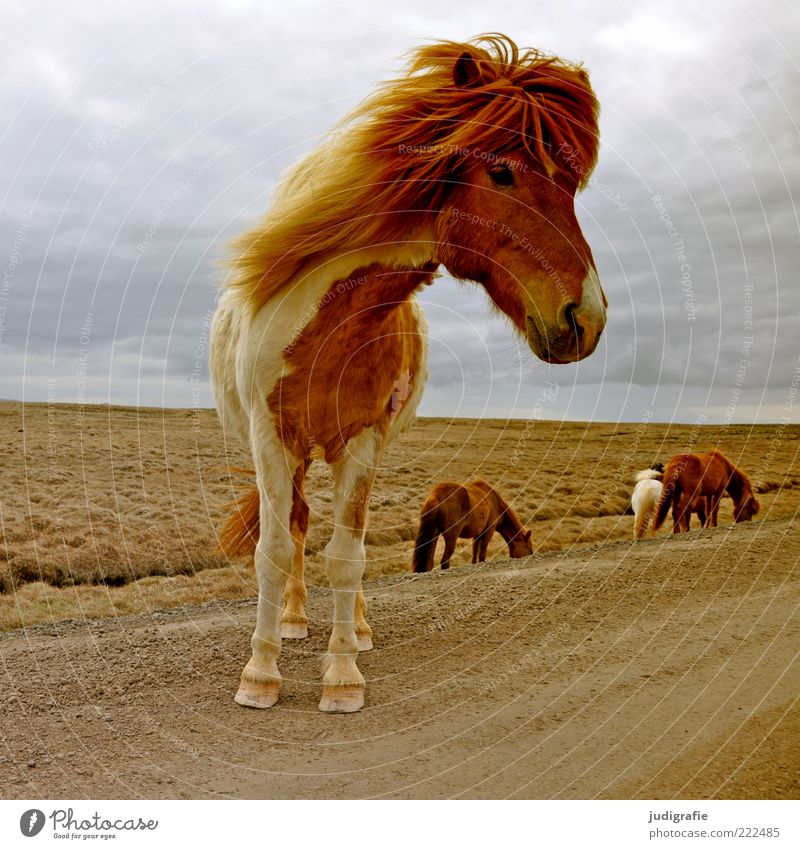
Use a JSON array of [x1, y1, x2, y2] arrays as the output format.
[[1, 0, 798, 423]]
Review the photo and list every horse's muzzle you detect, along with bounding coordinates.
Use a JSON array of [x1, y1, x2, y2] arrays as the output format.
[[524, 267, 606, 363], [526, 310, 604, 363]]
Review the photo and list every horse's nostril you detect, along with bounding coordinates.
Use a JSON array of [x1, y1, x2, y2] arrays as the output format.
[[564, 302, 584, 338]]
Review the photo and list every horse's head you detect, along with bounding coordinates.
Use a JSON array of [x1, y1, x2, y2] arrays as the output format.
[[734, 493, 760, 522], [227, 34, 607, 337], [427, 38, 605, 363], [437, 154, 606, 362], [508, 529, 533, 558]]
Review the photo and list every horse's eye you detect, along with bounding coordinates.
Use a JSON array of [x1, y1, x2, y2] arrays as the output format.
[[489, 164, 514, 187]]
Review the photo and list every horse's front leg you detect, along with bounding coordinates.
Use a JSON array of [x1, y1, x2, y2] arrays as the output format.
[[471, 535, 481, 564], [440, 530, 458, 570], [705, 493, 722, 528], [479, 526, 494, 561], [236, 422, 299, 709], [319, 428, 381, 713]]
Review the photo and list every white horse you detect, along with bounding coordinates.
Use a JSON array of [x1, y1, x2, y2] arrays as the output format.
[[631, 469, 663, 540]]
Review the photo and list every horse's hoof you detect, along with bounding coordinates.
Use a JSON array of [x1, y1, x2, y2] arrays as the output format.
[[234, 679, 280, 709], [281, 621, 308, 639], [357, 633, 373, 652], [319, 684, 364, 713]]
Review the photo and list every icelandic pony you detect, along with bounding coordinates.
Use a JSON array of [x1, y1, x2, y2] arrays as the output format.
[[631, 469, 663, 540], [653, 449, 760, 533], [412, 479, 533, 571], [211, 34, 605, 713]]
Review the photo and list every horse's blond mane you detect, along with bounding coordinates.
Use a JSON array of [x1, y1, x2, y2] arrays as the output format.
[[225, 33, 600, 313]]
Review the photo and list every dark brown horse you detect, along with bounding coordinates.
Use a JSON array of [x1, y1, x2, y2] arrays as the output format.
[[412, 479, 533, 572], [653, 449, 760, 533]]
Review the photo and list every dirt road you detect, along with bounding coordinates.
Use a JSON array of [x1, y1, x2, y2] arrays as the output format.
[[1, 517, 797, 799]]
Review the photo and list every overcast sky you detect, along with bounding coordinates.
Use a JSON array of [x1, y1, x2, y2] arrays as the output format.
[[1, 0, 798, 423]]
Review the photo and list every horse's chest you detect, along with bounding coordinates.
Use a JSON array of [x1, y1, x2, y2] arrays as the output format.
[[268, 293, 424, 462]]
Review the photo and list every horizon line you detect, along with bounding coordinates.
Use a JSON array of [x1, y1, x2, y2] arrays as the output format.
[[1, 398, 794, 428]]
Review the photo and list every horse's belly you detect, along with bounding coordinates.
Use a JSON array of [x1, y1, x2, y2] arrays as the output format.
[[459, 502, 491, 537]]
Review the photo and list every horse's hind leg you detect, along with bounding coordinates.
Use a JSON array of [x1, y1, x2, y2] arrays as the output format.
[[672, 496, 688, 533], [633, 510, 647, 540], [319, 427, 382, 713], [281, 460, 311, 639], [236, 417, 299, 709], [671, 502, 681, 533]]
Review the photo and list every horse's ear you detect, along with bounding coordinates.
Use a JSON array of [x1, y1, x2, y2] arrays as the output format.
[[524, 530, 532, 542], [751, 497, 761, 515], [453, 51, 483, 87]]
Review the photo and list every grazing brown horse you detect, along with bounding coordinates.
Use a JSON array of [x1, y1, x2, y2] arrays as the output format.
[[413, 479, 533, 572], [653, 449, 760, 533], [213, 34, 604, 712]]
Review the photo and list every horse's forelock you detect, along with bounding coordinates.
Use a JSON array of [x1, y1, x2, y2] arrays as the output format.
[[383, 35, 599, 185]]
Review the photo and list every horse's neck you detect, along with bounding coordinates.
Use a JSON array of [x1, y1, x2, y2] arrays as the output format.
[[295, 243, 437, 309], [496, 499, 522, 540], [726, 466, 749, 501]]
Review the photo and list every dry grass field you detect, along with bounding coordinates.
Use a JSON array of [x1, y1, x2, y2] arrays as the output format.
[[0, 401, 798, 630], [1, 401, 798, 800]]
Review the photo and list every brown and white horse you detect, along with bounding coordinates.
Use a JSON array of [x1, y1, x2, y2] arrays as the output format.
[[653, 449, 760, 533], [412, 478, 533, 571], [211, 34, 606, 712]]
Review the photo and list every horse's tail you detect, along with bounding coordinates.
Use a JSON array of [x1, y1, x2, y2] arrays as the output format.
[[412, 504, 439, 573], [653, 468, 679, 531], [219, 484, 260, 557]]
